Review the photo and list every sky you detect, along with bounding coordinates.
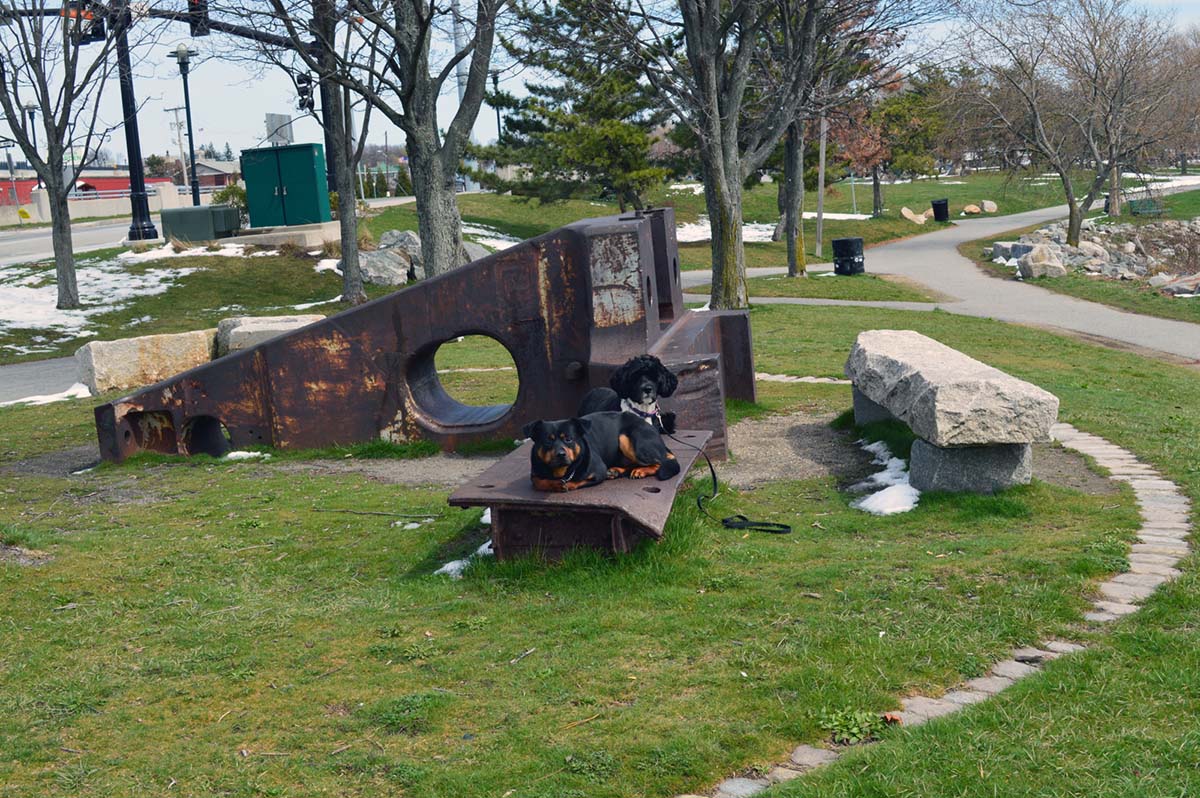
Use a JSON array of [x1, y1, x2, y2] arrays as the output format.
[[11, 0, 1200, 167], [86, 25, 516, 166]]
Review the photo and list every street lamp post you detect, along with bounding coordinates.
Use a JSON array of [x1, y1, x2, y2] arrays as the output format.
[[116, 10, 158, 241], [170, 44, 201, 207], [23, 102, 40, 189]]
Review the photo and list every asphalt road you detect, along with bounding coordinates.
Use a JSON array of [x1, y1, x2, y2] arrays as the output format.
[[0, 218, 149, 267]]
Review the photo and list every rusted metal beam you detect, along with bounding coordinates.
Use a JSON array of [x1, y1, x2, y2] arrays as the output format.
[[94, 208, 755, 462]]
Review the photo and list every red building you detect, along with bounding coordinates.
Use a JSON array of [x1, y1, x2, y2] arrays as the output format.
[[1, 176, 176, 205]]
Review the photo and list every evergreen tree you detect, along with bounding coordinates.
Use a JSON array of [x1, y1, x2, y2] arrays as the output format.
[[469, 1, 668, 209], [222, 142, 234, 161], [394, 163, 413, 196], [374, 167, 388, 198]]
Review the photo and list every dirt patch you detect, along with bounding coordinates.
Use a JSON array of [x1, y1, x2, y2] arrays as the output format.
[[717, 411, 1119, 495], [717, 411, 875, 489], [1, 444, 100, 479], [0, 544, 51, 566], [281, 453, 501, 487], [1032, 442, 1120, 495]]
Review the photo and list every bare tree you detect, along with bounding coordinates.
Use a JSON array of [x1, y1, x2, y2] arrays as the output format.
[[0, 0, 149, 308], [954, 0, 1195, 246], [241, 0, 500, 277]]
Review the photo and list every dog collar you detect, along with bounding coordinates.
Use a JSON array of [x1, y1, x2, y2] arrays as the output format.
[[621, 398, 660, 421]]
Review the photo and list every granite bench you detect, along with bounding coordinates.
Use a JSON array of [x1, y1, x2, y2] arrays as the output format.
[[844, 330, 1060, 493]]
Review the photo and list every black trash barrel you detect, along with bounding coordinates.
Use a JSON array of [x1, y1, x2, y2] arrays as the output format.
[[832, 237, 865, 275], [931, 198, 950, 222]]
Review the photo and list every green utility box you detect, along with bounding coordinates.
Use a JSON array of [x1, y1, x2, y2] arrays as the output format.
[[161, 204, 243, 243], [240, 143, 332, 228]]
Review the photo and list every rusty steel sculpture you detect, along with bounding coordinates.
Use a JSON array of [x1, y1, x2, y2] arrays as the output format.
[[94, 208, 756, 463]]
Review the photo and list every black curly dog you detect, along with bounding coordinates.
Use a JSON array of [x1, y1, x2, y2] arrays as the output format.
[[578, 354, 678, 435]]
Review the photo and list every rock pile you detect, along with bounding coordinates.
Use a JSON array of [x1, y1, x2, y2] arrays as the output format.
[[985, 216, 1200, 297]]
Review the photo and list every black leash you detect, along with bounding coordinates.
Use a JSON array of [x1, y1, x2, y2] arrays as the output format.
[[667, 433, 792, 535]]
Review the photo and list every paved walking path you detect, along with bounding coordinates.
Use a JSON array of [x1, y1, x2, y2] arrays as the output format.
[[683, 202, 1200, 362], [0, 357, 78, 404]]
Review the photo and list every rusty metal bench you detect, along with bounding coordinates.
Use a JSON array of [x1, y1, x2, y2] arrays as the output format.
[[449, 430, 711, 560]]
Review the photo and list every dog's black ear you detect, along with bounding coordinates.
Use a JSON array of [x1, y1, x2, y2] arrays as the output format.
[[656, 362, 678, 397], [522, 420, 545, 440], [609, 358, 637, 396], [571, 417, 592, 438]]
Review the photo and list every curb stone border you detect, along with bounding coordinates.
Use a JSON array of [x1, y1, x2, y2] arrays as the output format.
[[692, 421, 1192, 798]]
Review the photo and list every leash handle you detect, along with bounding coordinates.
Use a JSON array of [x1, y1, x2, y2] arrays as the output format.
[[666, 433, 792, 535]]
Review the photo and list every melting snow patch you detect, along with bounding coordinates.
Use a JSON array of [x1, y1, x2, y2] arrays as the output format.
[[676, 213, 869, 243], [314, 258, 341, 274], [224, 451, 272, 461], [480, 508, 491, 525], [462, 223, 521, 252], [292, 295, 341, 310], [0, 257, 197, 351], [849, 439, 920, 515], [0, 382, 91, 408], [669, 182, 706, 194], [434, 539, 495, 579]]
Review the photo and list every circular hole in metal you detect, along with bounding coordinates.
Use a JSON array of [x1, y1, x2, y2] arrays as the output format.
[[408, 335, 520, 429], [180, 415, 232, 458], [642, 486, 662, 493], [123, 429, 132, 442]]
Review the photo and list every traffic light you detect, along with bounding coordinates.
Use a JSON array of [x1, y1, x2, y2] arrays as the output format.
[[61, 1, 105, 46], [188, 0, 210, 36], [295, 73, 314, 112]]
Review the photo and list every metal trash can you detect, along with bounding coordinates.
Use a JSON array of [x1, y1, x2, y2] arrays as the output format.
[[931, 198, 950, 222], [832, 237, 865, 275]]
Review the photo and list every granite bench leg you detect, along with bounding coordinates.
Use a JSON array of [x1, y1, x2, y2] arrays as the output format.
[[852, 387, 895, 425], [909, 439, 1033, 493]]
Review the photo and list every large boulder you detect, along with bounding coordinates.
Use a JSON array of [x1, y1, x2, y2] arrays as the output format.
[[378, 229, 423, 275], [981, 199, 998, 213], [462, 240, 491, 263], [357, 249, 412, 285], [216, 315, 324, 357], [76, 329, 216, 395], [963, 204, 982, 215], [1017, 245, 1066, 278], [844, 329, 1059, 447], [1077, 240, 1108, 261], [900, 206, 926, 225]]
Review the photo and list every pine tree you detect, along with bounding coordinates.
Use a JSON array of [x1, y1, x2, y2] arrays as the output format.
[[374, 167, 388, 198], [394, 164, 413, 196], [222, 142, 234, 161], [468, 1, 668, 209]]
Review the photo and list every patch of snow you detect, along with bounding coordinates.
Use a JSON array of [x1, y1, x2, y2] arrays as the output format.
[[0, 256, 197, 351], [754, 372, 851, 385], [0, 382, 91, 408], [462, 222, 521, 253], [481, 508, 491, 525], [676, 213, 870, 243], [669, 182, 706, 194], [849, 439, 920, 516], [248, 249, 279, 258], [292, 295, 341, 310], [314, 258, 342, 274], [434, 538, 495, 579], [223, 450, 272, 461], [118, 242, 249, 263], [71, 466, 95, 475]]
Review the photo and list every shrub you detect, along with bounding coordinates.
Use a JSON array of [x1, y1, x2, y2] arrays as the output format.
[[211, 183, 248, 225]]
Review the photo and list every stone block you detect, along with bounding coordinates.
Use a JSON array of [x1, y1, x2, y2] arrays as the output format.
[[713, 777, 768, 798], [909, 439, 1032, 493], [963, 675, 1014, 694], [990, 659, 1038, 680], [982, 199, 998, 212], [216, 315, 325, 357], [1018, 245, 1067, 278], [789, 745, 839, 769], [852, 386, 894, 425], [844, 330, 1059, 447], [357, 249, 412, 285], [76, 329, 217, 394]]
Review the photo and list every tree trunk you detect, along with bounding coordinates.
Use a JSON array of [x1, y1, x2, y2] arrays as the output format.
[[812, 111, 827, 259], [1180, 152, 1187, 175], [872, 165, 884, 217], [1107, 161, 1121, 218], [409, 134, 467, 277], [702, 153, 747, 309], [771, 178, 786, 242], [782, 121, 806, 277], [328, 88, 367, 306], [46, 176, 79, 310]]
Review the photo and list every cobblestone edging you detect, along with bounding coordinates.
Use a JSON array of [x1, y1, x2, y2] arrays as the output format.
[[680, 421, 1193, 798]]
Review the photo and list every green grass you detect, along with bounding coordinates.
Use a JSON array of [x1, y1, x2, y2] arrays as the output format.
[[0, 250, 397, 365], [694, 272, 941, 302], [1, 302, 1196, 796], [959, 187, 1200, 326]]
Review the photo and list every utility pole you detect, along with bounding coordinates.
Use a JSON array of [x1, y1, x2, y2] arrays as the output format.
[[813, 104, 828, 259], [165, 106, 188, 186]]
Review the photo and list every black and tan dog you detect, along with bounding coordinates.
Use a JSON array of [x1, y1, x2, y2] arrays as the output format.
[[523, 411, 681, 492], [577, 354, 678, 434]]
